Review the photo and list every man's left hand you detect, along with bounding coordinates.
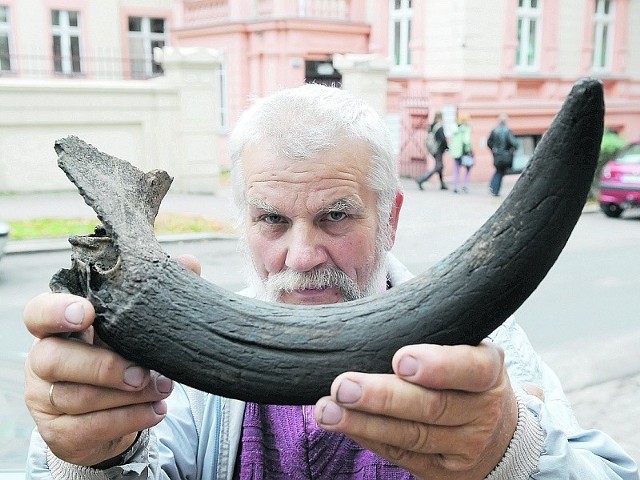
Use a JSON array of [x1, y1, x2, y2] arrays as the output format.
[[314, 341, 518, 480]]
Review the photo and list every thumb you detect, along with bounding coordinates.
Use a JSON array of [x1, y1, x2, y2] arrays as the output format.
[[175, 254, 201, 277]]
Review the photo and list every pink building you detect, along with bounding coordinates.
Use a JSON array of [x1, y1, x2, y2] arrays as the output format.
[[2, 0, 639, 185], [172, 0, 640, 181]]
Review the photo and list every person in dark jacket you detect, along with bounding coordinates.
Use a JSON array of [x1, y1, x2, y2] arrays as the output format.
[[487, 114, 519, 196], [417, 111, 448, 190]]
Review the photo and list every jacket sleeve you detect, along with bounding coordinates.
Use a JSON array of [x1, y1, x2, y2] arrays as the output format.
[[462, 126, 472, 154], [25, 386, 202, 479], [488, 317, 639, 479], [26, 429, 157, 480], [436, 126, 448, 151], [487, 130, 495, 150], [508, 131, 519, 151]]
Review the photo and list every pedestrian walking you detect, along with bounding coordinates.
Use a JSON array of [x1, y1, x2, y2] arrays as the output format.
[[417, 111, 448, 190], [449, 113, 474, 193], [487, 114, 519, 196]]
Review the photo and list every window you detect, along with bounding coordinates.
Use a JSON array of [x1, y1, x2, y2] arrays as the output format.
[[512, 134, 541, 173], [128, 16, 166, 78], [0, 5, 12, 72], [389, 0, 412, 71], [51, 9, 83, 75], [216, 61, 228, 131], [592, 0, 615, 71], [304, 59, 342, 87], [515, 0, 542, 71]]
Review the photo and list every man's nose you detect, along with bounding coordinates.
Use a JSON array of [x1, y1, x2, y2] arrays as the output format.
[[284, 224, 327, 272]]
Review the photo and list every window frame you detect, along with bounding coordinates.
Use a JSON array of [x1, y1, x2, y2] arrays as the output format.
[[51, 9, 84, 75], [592, 0, 615, 72], [0, 5, 13, 73], [216, 60, 228, 132], [389, 0, 413, 73], [515, 0, 543, 72], [127, 15, 166, 79]]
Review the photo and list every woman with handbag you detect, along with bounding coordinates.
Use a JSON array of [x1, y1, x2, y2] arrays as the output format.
[[449, 113, 474, 193]]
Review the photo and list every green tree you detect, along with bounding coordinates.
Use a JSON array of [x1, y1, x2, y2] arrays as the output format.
[[590, 128, 627, 199]]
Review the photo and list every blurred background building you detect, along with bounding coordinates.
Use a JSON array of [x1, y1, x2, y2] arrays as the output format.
[[1, 0, 639, 192]]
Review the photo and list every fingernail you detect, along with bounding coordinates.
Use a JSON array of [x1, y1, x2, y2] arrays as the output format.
[[155, 375, 173, 394], [124, 366, 146, 387], [152, 400, 167, 415], [319, 400, 342, 425], [336, 379, 361, 404], [398, 355, 418, 377], [64, 302, 85, 325]]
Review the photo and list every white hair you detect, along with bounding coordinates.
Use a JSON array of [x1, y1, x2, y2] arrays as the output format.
[[229, 83, 401, 250]]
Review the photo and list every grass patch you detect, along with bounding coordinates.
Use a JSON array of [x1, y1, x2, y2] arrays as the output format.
[[154, 213, 235, 235], [8, 213, 234, 241]]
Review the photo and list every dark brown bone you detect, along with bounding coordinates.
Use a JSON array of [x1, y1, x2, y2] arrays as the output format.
[[50, 79, 604, 404]]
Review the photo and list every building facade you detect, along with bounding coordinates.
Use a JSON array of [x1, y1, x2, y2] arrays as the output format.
[[1, 0, 639, 191], [1, 0, 175, 80], [172, 0, 640, 180], [0, 0, 225, 193]]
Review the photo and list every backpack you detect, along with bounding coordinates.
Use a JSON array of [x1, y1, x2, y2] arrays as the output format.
[[489, 126, 518, 169], [425, 123, 441, 155]]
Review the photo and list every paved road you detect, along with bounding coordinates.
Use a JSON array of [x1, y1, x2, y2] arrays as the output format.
[[1, 175, 639, 468]]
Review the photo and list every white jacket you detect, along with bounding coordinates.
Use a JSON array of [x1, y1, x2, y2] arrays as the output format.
[[27, 254, 639, 479]]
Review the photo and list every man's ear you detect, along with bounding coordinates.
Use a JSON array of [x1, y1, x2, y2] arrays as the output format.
[[387, 191, 404, 248]]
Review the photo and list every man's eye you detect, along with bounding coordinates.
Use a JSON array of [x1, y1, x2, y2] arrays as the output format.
[[263, 214, 285, 225], [326, 211, 347, 222]]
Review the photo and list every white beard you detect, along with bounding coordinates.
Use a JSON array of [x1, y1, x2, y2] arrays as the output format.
[[239, 236, 389, 303]]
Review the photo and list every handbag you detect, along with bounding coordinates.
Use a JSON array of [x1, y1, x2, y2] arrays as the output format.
[[461, 154, 475, 167], [493, 150, 513, 169]]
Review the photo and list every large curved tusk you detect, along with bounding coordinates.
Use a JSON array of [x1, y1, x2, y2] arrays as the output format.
[[50, 78, 604, 405]]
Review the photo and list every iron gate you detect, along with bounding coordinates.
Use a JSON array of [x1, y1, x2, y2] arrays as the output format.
[[397, 96, 430, 178]]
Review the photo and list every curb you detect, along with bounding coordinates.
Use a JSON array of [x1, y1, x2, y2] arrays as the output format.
[[581, 204, 600, 214], [4, 232, 238, 255]]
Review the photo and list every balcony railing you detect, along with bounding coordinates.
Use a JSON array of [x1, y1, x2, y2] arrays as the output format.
[[0, 52, 163, 81], [183, 0, 356, 26]]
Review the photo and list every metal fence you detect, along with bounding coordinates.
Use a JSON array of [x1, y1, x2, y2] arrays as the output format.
[[397, 95, 431, 178], [184, 0, 354, 23], [0, 53, 163, 81]]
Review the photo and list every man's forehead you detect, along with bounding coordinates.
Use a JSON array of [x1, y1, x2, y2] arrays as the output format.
[[240, 140, 375, 214], [246, 192, 365, 215]]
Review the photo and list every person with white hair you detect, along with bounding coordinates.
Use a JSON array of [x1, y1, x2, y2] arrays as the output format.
[[23, 84, 637, 479]]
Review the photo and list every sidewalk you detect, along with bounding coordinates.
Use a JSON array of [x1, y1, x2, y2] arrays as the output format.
[[1, 177, 638, 464], [1, 187, 239, 254], [1, 175, 597, 255]]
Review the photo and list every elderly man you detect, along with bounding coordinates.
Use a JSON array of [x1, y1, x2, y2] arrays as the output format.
[[24, 84, 637, 479]]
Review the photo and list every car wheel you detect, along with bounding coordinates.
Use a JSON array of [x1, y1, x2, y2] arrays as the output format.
[[600, 202, 624, 218]]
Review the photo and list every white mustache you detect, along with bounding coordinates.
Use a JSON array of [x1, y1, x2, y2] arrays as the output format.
[[265, 266, 362, 301]]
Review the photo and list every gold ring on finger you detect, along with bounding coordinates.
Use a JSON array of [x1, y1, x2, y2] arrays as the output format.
[[49, 382, 60, 411]]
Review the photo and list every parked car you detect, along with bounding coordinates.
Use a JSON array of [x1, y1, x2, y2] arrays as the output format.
[[0, 221, 9, 261], [598, 142, 640, 218]]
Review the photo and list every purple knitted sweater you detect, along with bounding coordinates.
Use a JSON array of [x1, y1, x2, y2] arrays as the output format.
[[236, 403, 415, 479]]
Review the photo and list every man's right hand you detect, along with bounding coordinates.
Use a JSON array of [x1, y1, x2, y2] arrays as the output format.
[[23, 292, 173, 467]]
